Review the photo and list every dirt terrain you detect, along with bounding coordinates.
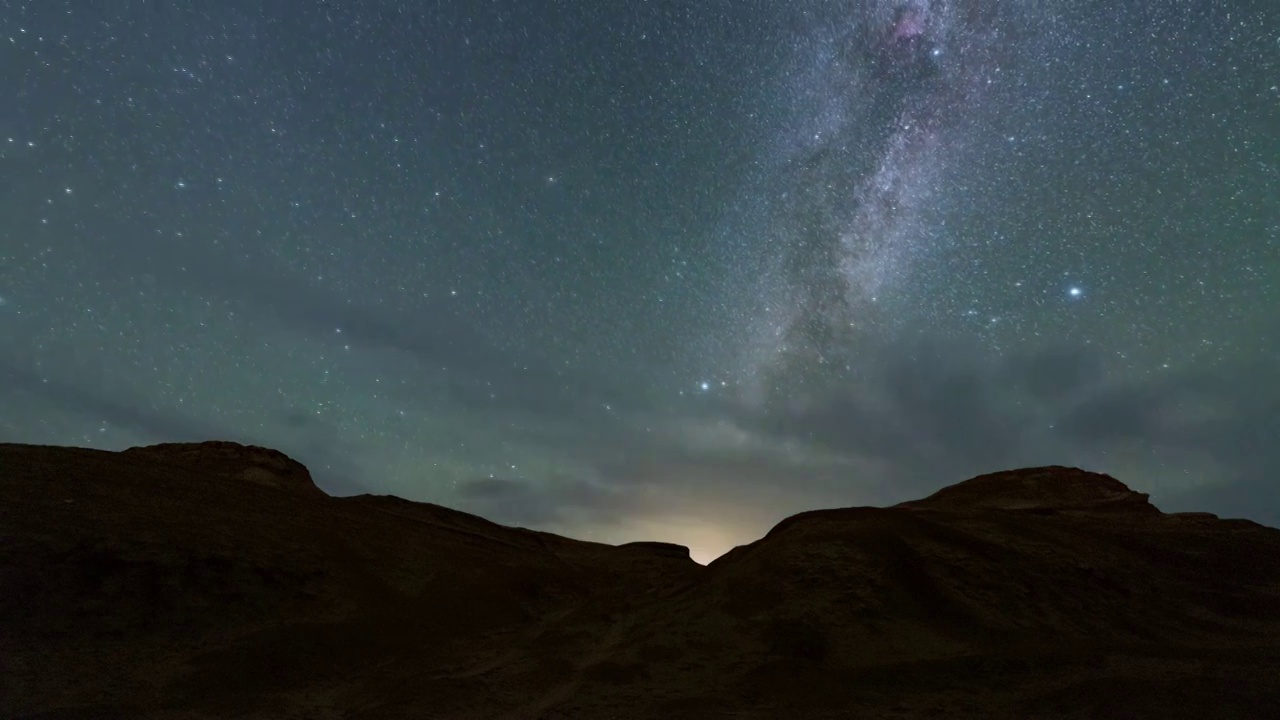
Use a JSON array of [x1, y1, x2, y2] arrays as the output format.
[[3, 441, 1279, 719]]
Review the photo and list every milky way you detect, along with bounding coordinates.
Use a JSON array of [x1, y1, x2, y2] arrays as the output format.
[[726, 0, 1025, 403]]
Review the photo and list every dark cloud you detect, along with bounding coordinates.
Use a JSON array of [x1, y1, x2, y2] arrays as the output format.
[[740, 343, 1280, 523], [455, 473, 627, 527], [0, 355, 366, 495], [0, 356, 223, 443], [268, 411, 369, 496], [1057, 364, 1279, 453], [497, 341, 1280, 532], [89, 233, 636, 419], [7, 325, 1276, 536], [1056, 385, 1161, 444], [736, 339, 1048, 486], [1001, 345, 1106, 403], [1168, 475, 1280, 530]]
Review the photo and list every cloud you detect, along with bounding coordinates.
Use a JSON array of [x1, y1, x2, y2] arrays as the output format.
[[0, 354, 367, 495], [266, 410, 370, 496], [1002, 344, 1106, 402], [85, 233, 636, 419], [7, 259, 1275, 549], [455, 473, 628, 527], [0, 356, 223, 442], [1050, 359, 1280, 525], [731, 338, 1049, 491], [466, 339, 1279, 543], [733, 341, 1279, 523]]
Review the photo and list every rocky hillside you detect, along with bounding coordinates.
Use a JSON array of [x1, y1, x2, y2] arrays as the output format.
[[3, 442, 1278, 719]]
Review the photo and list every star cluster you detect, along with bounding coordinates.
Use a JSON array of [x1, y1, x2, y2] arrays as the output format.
[[2, 0, 1277, 562]]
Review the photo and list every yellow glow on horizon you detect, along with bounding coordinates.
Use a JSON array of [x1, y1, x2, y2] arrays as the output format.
[[571, 512, 767, 565]]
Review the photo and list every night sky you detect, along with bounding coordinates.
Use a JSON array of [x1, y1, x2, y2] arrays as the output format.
[[3, 1, 1277, 563]]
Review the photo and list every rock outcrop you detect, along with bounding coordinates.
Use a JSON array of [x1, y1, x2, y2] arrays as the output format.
[[120, 440, 323, 496], [896, 465, 1161, 515]]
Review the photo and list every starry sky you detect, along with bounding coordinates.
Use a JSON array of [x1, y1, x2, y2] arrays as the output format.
[[2, 0, 1277, 563]]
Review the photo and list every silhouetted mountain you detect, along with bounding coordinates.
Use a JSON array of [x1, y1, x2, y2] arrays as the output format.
[[3, 442, 1278, 719]]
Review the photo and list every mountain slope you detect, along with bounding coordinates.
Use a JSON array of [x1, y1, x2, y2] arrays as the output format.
[[2, 443, 1278, 719]]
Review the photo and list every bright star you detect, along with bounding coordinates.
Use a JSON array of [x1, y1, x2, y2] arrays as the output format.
[[1069, 287, 1083, 297]]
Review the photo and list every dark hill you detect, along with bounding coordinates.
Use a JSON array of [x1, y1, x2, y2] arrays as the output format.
[[3, 441, 1279, 719]]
